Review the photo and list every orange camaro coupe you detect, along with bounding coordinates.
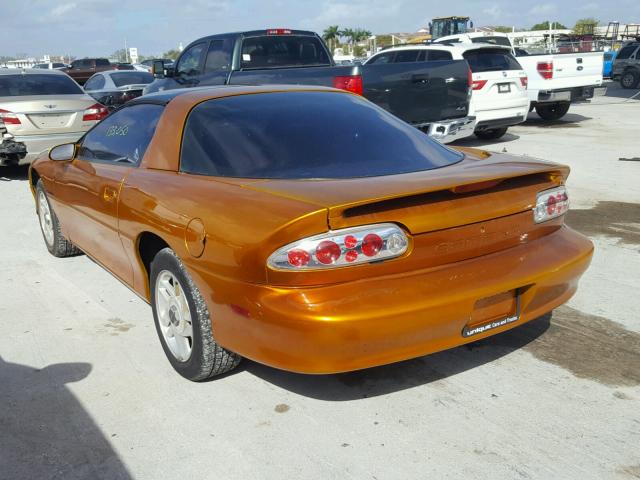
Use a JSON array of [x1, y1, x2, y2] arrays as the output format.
[[29, 85, 593, 381]]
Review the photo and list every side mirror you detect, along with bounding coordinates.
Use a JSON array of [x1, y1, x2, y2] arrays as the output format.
[[152, 60, 174, 78], [49, 143, 76, 162]]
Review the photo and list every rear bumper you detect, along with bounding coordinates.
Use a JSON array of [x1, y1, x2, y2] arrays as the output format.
[[202, 226, 593, 374], [10, 132, 85, 164], [534, 85, 597, 104], [417, 116, 476, 143], [474, 103, 530, 130]]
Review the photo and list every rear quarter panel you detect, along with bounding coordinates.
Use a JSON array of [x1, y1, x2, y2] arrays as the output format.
[[117, 170, 328, 300]]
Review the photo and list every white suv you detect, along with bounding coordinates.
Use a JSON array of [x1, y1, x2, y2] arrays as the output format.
[[365, 44, 530, 140]]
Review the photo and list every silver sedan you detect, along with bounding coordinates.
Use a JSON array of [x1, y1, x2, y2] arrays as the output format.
[[83, 70, 153, 110], [0, 69, 107, 166]]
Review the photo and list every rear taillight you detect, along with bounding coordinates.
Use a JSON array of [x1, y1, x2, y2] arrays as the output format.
[[82, 103, 109, 121], [472, 79, 487, 90], [333, 75, 363, 95], [533, 186, 569, 223], [266, 28, 292, 35], [467, 68, 473, 89], [537, 62, 553, 80], [0, 108, 21, 125], [520, 76, 528, 88], [267, 223, 409, 270]]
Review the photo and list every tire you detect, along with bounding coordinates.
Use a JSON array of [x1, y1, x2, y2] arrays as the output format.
[[535, 102, 571, 121], [620, 70, 639, 89], [36, 180, 82, 257], [150, 247, 241, 381], [475, 127, 509, 140]]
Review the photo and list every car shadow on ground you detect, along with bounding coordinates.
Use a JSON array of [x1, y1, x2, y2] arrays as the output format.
[[0, 164, 29, 181], [244, 313, 551, 401], [523, 112, 592, 127], [599, 83, 640, 101], [0, 356, 132, 479], [452, 132, 521, 148]]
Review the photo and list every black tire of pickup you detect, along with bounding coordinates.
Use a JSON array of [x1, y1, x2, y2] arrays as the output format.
[[535, 102, 571, 121], [475, 127, 509, 140], [620, 70, 639, 89]]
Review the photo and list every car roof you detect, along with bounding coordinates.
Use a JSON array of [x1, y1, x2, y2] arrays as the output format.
[[0, 68, 70, 76], [373, 43, 510, 55], [131, 84, 341, 107]]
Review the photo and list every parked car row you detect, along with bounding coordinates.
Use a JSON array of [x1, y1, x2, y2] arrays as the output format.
[[2, 27, 635, 168]]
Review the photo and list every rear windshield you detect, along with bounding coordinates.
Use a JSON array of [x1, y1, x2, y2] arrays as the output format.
[[463, 48, 522, 72], [180, 91, 463, 179], [0, 74, 82, 96], [111, 72, 153, 87], [240, 35, 331, 69], [471, 36, 512, 47]]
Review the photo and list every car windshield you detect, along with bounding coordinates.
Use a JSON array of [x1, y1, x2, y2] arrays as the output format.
[[463, 48, 522, 72], [180, 91, 464, 179], [0, 74, 83, 96], [110, 72, 153, 87], [240, 34, 331, 69]]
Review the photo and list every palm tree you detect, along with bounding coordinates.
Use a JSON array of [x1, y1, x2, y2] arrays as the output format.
[[340, 28, 355, 54], [323, 25, 340, 54]]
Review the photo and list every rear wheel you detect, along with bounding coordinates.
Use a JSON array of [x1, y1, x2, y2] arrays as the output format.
[[36, 180, 82, 257], [150, 247, 241, 381], [475, 127, 508, 140], [535, 102, 570, 121], [620, 70, 639, 89]]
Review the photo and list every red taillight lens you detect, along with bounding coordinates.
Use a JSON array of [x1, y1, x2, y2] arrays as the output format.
[[268, 223, 409, 270], [537, 62, 553, 79], [362, 233, 383, 257], [266, 28, 292, 35], [0, 108, 21, 125], [287, 249, 311, 267], [82, 103, 109, 121], [333, 75, 363, 95], [467, 68, 473, 89], [520, 76, 528, 88], [315, 241, 341, 265], [533, 186, 569, 223], [472, 79, 487, 90]]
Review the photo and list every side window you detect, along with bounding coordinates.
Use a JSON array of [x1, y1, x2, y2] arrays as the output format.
[[368, 52, 395, 64], [78, 104, 164, 165], [616, 45, 639, 60], [427, 50, 453, 61], [395, 50, 421, 63], [204, 39, 232, 72], [84, 75, 105, 91], [176, 43, 206, 76], [96, 59, 110, 67]]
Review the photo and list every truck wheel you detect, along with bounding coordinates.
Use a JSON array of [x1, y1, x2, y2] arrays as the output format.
[[620, 70, 639, 89], [36, 180, 82, 257], [475, 127, 508, 140], [535, 102, 570, 121], [150, 247, 241, 381]]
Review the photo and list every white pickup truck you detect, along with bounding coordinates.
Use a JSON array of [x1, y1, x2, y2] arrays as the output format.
[[434, 32, 604, 121]]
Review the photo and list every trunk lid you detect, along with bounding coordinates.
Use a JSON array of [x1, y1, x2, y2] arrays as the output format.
[[242, 150, 568, 234], [0, 94, 97, 135]]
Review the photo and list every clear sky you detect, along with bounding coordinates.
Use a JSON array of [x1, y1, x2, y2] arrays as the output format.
[[1, 0, 638, 58]]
